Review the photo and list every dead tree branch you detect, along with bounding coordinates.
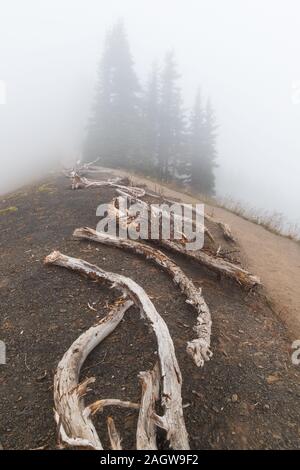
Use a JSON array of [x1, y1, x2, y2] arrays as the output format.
[[51, 299, 133, 449], [44, 251, 189, 449], [136, 364, 160, 450], [73, 227, 212, 367], [71, 173, 145, 198]]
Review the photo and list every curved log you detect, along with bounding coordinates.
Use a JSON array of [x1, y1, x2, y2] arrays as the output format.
[[44, 251, 189, 450], [73, 227, 212, 367], [52, 299, 133, 449]]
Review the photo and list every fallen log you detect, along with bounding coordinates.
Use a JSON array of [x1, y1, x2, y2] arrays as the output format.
[[51, 298, 133, 449], [71, 173, 145, 198], [44, 251, 189, 450], [136, 364, 160, 450], [115, 190, 215, 244], [157, 239, 260, 288], [204, 213, 235, 243], [73, 227, 212, 367], [159, 197, 236, 243], [109, 196, 260, 289]]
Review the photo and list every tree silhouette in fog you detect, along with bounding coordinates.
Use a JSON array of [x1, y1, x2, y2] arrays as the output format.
[[85, 22, 218, 195], [84, 21, 140, 167], [189, 91, 217, 194]]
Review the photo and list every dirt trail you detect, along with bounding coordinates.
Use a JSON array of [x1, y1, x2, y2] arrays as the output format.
[[108, 168, 300, 339]]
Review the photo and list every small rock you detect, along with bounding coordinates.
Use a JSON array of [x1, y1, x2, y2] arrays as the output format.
[[266, 374, 280, 384], [60, 308, 67, 313], [231, 394, 239, 403]]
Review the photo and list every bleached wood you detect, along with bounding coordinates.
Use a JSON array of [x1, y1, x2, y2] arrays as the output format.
[[45, 251, 189, 450], [158, 239, 260, 288], [205, 213, 236, 243], [73, 227, 212, 367], [71, 173, 145, 197], [51, 298, 133, 449], [115, 190, 215, 243], [87, 399, 139, 416], [107, 417, 122, 450], [110, 197, 260, 288], [136, 364, 160, 450]]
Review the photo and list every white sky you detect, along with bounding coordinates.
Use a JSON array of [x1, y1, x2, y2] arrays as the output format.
[[0, 0, 299, 225]]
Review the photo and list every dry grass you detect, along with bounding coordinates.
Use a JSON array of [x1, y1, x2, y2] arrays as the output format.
[[216, 196, 300, 242]]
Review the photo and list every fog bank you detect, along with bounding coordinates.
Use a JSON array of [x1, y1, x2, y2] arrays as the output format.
[[1, 0, 299, 227]]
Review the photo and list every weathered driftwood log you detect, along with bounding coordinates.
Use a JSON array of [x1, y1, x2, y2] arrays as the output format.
[[148, 195, 236, 244], [157, 239, 260, 288], [110, 196, 260, 288], [71, 173, 145, 198], [107, 417, 122, 450], [50, 299, 133, 449], [204, 213, 235, 243], [44, 251, 189, 450], [74, 227, 212, 367], [136, 364, 160, 450], [160, 198, 236, 243], [115, 190, 215, 244]]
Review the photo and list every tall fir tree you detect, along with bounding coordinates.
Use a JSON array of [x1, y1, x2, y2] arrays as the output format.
[[84, 21, 140, 167], [189, 91, 217, 194], [202, 98, 218, 194], [141, 63, 160, 175], [158, 51, 185, 180]]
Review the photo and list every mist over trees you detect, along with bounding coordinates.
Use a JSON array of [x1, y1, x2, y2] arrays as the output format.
[[84, 21, 218, 195]]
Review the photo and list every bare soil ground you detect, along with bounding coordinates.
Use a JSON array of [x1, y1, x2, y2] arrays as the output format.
[[1, 173, 300, 450]]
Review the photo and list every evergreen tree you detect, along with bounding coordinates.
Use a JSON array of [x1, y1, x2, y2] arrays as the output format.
[[158, 51, 185, 180], [84, 21, 140, 167], [202, 98, 218, 194], [189, 92, 217, 194], [141, 63, 160, 175]]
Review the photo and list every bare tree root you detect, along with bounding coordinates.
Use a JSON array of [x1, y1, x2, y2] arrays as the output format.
[[73, 227, 212, 367], [44, 251, 189, 450]]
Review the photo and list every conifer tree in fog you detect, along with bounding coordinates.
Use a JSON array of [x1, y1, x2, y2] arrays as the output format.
[[84, 21, 140, 166], [158, 51, 185, 180], [189, 92, 218, 194], [84, 22, 218, 194], [141, 63, 160, 175]]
